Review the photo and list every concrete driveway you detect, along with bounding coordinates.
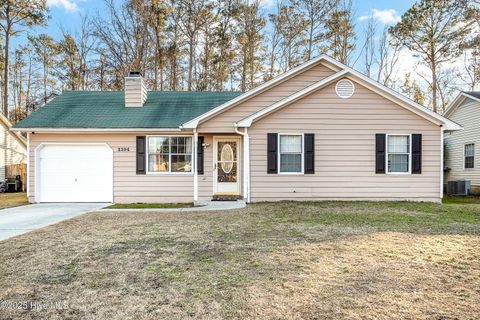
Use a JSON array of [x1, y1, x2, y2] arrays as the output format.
[[0, 203, 108, 241]]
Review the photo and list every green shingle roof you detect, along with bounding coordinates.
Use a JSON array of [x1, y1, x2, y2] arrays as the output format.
[[13, 91, 243, 129]]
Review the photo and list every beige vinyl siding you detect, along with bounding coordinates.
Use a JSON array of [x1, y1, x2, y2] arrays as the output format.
[[248, 79, 442, 202], [28, 133, 218, 203], [198, 63, 335, 133], [198, 134, 214, 200], [445, 99, 480, 190]]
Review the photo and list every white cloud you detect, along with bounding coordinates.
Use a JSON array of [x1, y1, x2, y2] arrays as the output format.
[[359, 9, 401, 24], [47, 0, 79, 13], [258, 0, 275, 8]]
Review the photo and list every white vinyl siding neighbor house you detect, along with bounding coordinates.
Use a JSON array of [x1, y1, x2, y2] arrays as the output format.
[[0, 113, 27, 182], [13, 55, 460, 204], [445, 92, 480, 194]]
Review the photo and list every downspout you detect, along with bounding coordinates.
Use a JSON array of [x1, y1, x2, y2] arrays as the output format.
[[234, 124, 250, 203], [440, 125, 444, 200], [193, 129, 198, 203]]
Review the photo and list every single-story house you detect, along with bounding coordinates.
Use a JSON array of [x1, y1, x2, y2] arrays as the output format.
[[12, 55, 461, 204], [0, 113, 27, 186], [444, 91, 480, 194]]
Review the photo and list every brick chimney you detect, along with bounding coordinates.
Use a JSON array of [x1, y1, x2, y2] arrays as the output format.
[[124, 71, 147, 107]]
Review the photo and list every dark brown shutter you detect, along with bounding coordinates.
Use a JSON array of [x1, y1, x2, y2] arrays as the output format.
[[197, 136, 204, 175], [375, 133, 386, 174], [136, 136, 146, 174], [304, 133, 315, 174], [267, 133, 278, 174], [412, 134, 422, 174]]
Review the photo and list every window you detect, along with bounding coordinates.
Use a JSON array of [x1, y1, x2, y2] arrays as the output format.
[[465, 143, 475, 169], [387, 135, 410, 173], [279, 134, 303, 173], [148, 136, 192, 173]]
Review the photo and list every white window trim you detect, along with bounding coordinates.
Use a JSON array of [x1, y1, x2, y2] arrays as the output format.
[[386, 134, 412, 175], [146, 135, 194, 175], [278, 133, 304, 175], [463, 142, 475, 170]]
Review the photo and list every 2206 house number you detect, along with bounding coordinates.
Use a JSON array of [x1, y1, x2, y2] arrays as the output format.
[[118, 147, 130, 152]]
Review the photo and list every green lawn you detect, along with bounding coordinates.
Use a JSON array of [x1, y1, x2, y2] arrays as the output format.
[[107, 202, 194, 209], [0, 193, 28, 209], [0, 200, 479, 319]]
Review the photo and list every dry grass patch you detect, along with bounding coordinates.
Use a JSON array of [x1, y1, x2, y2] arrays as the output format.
[[0, 193, 28, 209], [245, 233, 480, 319], [0, 201, 479, 319]]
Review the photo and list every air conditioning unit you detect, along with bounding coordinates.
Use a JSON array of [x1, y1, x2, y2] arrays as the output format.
[[447, 180, 471, 196]]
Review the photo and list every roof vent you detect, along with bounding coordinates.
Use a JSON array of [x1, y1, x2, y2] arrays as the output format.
[[335, 79, 355, 99]]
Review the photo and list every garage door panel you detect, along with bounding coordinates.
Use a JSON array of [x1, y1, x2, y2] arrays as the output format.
[[38, 145, 113, 202]]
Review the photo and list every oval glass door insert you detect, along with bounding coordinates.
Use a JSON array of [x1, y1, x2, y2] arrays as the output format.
[[220, 144, 234, 173]]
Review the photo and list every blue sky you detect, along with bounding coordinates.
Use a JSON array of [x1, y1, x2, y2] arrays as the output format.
[[16, 0, 417, 63]]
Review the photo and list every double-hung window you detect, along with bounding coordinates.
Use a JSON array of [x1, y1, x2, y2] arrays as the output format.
[[465, 143, 475, 169], [279, 134, 303, 173], [387, 135, 410, 173], [148, 136, 193, 173]]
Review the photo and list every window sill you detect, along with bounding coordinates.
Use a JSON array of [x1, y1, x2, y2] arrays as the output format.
[[386, 172, 411, 175], [278, 172, 305, 175], [146, 172, 194, 175]]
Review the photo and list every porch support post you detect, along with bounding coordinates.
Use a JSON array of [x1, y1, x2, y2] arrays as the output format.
[[244, 128, 250, 203], [193, 129, 198, 202]]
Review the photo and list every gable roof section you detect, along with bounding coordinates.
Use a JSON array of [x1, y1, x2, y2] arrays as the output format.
[[445, 91, 480, 118], [237, 70, 348, 126], [0, 113, 27, 149], [235, 55, 461, 131], [181, 55, 341, 129], [12, 91, 242, 131]]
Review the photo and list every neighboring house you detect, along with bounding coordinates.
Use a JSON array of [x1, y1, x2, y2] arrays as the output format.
[[0, 113, 27, 182], [444, 91, 480, 194], [12, 55, 461, 204]]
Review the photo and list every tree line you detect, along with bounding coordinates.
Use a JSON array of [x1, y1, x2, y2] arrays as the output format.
[[0, 0, 478, 122]]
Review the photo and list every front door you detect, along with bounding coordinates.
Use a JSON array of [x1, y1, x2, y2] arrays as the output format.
[[214, 137, 241, 195]]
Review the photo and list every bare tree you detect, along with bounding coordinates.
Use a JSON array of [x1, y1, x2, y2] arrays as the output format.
[[93, 0, 151, 89], [28, 34, 60, 104], [0, 0, 48, 117], [267, 1, 282, 80], [362, 17, 376, 78], [275, 3, 308, 71], [145, 0, 170, 90], [212, 0, 239, 90], [236, 0, 266, 91], [293, 0, 337, 60], [389, 0, 476, 112], [377, 28, 401, 87], [323, 0, 356, 65], [177, 0, 212, 91]]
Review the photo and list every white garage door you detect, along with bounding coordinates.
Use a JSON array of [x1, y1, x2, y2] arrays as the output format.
[[38, 144, 113, 202]]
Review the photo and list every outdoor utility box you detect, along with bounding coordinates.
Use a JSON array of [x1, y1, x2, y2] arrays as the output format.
[[447, 180, 471, 196]]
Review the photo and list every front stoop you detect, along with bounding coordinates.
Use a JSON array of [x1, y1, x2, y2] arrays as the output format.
[[211, 194, 243, 201]]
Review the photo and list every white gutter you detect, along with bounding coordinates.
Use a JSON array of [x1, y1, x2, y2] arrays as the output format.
[[234, 124, 250, 203], [193, 129, 198, 202], [440, 126, 444, 200], [10, 128, 184, 133]]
